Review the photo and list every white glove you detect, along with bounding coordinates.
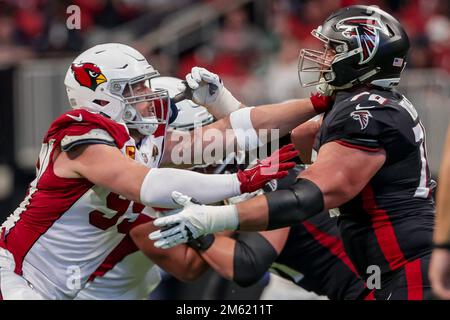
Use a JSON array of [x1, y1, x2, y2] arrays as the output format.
[[149, 191, 239, 249], [183, 67, 241, 119]]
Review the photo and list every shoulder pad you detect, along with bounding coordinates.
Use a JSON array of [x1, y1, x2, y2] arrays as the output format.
[[61, 128, 115, 152], [320, 89, 418, 161], [45, 109, 130, 149]]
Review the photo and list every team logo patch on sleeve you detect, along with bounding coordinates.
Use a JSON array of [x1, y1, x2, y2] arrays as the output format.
[[350, 110, 372, 130], [126, 146, 136, 159]]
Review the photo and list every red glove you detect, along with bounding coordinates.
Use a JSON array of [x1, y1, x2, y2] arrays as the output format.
[[237, 143, 299, 194], [310, 92, 333, 114]]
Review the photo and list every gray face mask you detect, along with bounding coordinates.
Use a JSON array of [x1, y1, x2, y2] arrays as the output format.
[[116, 77, 170, 136]]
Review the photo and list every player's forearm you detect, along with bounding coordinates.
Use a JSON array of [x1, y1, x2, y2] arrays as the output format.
[[250, 99, 316, 139], [153, 246, 208, 282], [291, 119, 321, 164], [201, 99, 316, 154], [200, 236, 236, 280], [235, 195, 270, 231], [161, 120, 232, 166], [163, 100, 316, 164], [176, 247, 210, 282], [131, 222, 208, 282], [434, 128, 450, 244], [139, 168, 241, 208]]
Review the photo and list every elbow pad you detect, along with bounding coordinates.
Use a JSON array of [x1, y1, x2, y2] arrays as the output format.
[[233, 232, 278, 287], [265, 178, 324, 230]]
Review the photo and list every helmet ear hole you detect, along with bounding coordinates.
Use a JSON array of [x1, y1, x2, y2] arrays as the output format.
[[123, 106, 137, 122], [93, 99, 109, 106]]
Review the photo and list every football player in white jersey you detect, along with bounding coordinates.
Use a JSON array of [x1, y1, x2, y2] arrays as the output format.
[[0, 43, 330, 299], [74, 77, 217, 300]]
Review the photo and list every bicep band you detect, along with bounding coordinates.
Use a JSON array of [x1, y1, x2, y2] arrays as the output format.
[[233, 232, 278, 287], [265, 178, 324, 230]]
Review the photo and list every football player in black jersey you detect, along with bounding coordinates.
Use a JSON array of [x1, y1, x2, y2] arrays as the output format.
[[151, 5, 435, 300], [198, 164, 367, 300]]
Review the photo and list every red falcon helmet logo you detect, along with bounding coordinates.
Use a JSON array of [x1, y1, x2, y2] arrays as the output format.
[[71, 63, 107, 91], [337, 16, 390, 64], [350, 110, 372, 130]]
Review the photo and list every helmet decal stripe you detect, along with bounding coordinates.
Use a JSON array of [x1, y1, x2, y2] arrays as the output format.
[[337, 16, 389, 64]]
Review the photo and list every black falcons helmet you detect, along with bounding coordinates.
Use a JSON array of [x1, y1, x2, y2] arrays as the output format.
[[298, 5, 410, 90]]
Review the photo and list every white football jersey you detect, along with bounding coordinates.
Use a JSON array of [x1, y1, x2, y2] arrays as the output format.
[[74, 122, 167, 300], [0, 110, 151, 299], [74, 206, 163, 300]]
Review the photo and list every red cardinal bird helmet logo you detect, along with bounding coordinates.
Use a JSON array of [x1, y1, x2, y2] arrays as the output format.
[[71, 63, 107, 91]]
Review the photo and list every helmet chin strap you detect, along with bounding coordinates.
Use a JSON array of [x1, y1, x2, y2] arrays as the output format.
[[129, 118, 159, 136], [317, 68, 380, 95], [316, 81, 352, 96], [123, 104, 159, 136], [316, 82, 338, 96]]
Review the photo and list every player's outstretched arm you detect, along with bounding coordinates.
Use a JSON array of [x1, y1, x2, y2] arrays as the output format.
[[237, 141, 386, 230], [162, 67, 331, 166], [56, 143, 149, 203], [58, 142, 296, 208], [150, 141, 385, 248]]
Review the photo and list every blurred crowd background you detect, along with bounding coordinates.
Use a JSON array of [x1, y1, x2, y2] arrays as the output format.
[[0, 0, 449, 299]]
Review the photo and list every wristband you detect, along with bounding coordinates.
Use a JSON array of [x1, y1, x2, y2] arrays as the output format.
[[187, 234, 216, 251], [266, 178, 324, 229]]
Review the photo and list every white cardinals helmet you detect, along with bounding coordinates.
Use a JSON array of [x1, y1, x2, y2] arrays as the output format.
[[64, 43, 171, 135]]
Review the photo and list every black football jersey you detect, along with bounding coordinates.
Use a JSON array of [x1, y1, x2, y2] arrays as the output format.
[[272, 213, 367, 300], [314, 87, 435, 280], [265, 166, 367, 300]]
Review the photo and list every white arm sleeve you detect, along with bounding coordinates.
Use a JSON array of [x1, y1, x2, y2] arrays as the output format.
[[139, 168, 241, 208]]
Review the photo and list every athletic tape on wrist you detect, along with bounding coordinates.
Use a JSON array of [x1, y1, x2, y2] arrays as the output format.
[[213, 87, 241, 118], [230, 107, 263, 151]]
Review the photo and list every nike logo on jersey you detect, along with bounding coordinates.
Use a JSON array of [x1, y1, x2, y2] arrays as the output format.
[[67, 114, 83, 122], [350, 110, 372, 130]]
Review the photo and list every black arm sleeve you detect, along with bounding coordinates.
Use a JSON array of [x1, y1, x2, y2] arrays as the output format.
[[265, 178, 324, 230], [233, 232, 278, 287]]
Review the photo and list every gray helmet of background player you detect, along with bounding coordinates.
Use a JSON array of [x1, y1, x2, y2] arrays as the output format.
[[298, 5, 410, 94]]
